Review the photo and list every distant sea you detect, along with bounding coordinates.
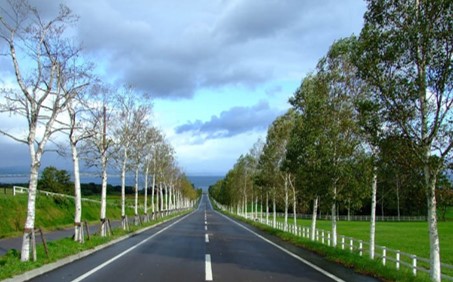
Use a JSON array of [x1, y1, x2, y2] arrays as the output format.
[[0, 173, 223, 192]]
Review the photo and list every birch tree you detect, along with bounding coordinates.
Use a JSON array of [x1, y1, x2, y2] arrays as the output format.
[[81, 84, 113, 237], [129, 105, 150, 224], [111, 87, 136, 229], [63, 88, 94, 242], [357, 1, 452, 279], [142, 126, 161, 220], [0, 1, 85, 260], [287, 74, 330, 241]]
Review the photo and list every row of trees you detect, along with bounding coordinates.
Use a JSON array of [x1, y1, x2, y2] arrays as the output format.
[[0, 0, 198, 262], [210, 1, 452, 280]]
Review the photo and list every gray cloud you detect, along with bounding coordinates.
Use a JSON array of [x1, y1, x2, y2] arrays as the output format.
[[175, 100, 283, 139], [13, 0, 365, 99]]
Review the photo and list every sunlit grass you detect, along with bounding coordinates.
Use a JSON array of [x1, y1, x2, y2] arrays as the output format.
[[274, 216, 453, 265], [0, 191, 140, 238]]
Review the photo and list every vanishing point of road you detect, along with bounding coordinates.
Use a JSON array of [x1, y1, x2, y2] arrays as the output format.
[[28, 195, 377, 282]]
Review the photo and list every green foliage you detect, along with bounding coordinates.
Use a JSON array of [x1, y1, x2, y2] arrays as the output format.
[[38, 166, 73, 195]]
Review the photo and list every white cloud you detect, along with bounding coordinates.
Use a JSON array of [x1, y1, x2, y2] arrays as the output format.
[[0, 0, 367, 176]]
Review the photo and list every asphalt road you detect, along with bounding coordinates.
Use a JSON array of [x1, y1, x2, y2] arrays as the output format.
[[28, 195, 377, 282]]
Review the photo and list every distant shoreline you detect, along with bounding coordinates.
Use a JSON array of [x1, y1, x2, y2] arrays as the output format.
[[0, 174, 223, 191]]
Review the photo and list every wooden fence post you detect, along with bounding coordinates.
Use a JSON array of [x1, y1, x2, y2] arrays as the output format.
[[38, 228, 49, 259], [107, 219, 113, 236], [31, 229, 37, 262], [84, 221, 90, 240]]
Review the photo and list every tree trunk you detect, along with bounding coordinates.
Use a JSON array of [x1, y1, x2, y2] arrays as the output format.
[[291, 180, 297, 228], [266, 192, 269, 225], [331, 185, 337, 247], [121, 150, 127, 229], [144, 164, 149, 221], [272, 193, 276, 228], [396, 174, 401, 221], [21, 157, 40, 261], [370, 165, 377, 259], [255, 196, 258, 220], [426, 165, 441, 281], [134, 166, 139, 224], [284, 174, 288, 232], [100, 106, 108, 237], [311, 196, 318, 241], [159, 182, 164, 213], [71, 141, 83, 242], [151, 170, 156, 216], [100, 152, 108, 237], [260, 194, 263, 222]]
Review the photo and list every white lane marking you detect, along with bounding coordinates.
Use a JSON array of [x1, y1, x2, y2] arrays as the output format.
[[71, 213, 192, 282], [216, 212, 346, 282], [205, 233, 209, 243], [205, 221, 207, 225], [205, 254, 213, 281], [205, 225, 208, 231]]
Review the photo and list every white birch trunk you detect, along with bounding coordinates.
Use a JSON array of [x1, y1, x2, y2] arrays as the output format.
[[165, 184, 169, 213], [272, 193, 276, 228], [292, 181, 297, 228], [21, 156, 39, 261], [144, 165, 149, 220], [255, 196, 258, 220], [331, 198, 337, 247], [266, 192, 269, 225], [134, 166, 139, 224], [426, 165, 441, 281], [370, 166, 377, 259], [71, 141, 83, 242], [151, 169, 156, 216], [284, 175, 288, 231], [121, 150, 127, 229], [260, 194, 263, 222], [311, 197, 318, 241], [159, 182, 164, 213], [100, 153, 108, 237]]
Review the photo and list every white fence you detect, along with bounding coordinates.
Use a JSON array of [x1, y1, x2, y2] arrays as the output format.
[[12, 186, 136, 209], [274, 212, 427, 222], [212, 199, 453, 281]]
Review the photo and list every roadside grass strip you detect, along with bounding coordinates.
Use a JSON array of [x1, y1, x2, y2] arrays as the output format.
[[0, 210, 193, 281]]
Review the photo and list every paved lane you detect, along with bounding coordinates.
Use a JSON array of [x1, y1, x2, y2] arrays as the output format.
[[29, 195, 376, 282]]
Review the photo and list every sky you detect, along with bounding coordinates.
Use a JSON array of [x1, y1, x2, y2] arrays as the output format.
[[0, 0, 367, 177]]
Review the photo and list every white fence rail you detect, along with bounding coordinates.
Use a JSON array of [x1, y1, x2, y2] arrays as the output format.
[[274, 212, 427, 222], [13, 186, 136, 209], [211, 198, 453, 281]]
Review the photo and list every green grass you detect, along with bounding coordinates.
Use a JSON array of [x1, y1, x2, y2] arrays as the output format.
[[273, 217, 453, 266], [0, 210, 191, 280], [0, 190, 145, 238]]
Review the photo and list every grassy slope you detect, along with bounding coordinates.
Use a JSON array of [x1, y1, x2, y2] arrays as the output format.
[[0, 190, 145, 238]]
